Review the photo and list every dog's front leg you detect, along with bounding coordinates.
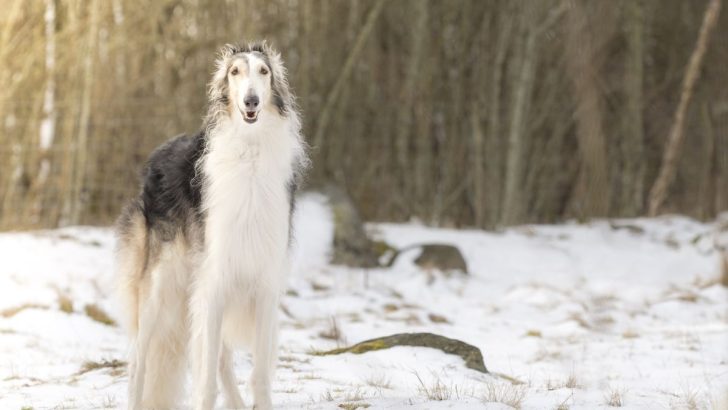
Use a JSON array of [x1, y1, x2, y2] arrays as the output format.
[[219, 344, 245, 409], [251, 287, 279, 410], [191, 279, 225, 410]]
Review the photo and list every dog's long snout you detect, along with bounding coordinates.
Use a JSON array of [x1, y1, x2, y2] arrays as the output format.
[[244, 94, 259, 110]]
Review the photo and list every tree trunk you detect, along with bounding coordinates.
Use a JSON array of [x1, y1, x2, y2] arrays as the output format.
[[647, 0, 722, 216], [501, 8, 539, 226], [471, 108, 485, 227], [311, 0, 386, 175], [700, 103, 717, 219], [486, 9, 513, 228], [68, 0, 100, 225], [21, 0, 57, 226], [395, 0, 428, 216], [620, 0, 646, 216], [564, 0, 611, 219]]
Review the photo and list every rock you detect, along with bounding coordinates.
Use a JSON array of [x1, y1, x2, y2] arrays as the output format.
[[314, 332, 487, 373], [414, 244, 468, 274], [609, 222, 645, 235], [323, 185, 379, 268], [385, 243, 468, 274]]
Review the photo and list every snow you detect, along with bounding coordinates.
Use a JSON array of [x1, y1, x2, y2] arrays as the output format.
[[1, 193, 726, 409]]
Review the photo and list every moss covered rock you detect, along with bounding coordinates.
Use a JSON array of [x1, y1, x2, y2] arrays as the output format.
[[314, 332, 487, 373]]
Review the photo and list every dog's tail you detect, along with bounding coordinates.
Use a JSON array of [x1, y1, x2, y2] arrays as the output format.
[[115, 198, 149, 336]]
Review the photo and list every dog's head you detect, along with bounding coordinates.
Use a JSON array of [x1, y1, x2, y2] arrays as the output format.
[[208, 42, 291, 125]]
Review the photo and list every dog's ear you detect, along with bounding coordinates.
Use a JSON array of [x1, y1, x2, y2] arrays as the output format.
[[260, 42, 291, 115], [207, 44, 239, 109], [219, 43, 238, 60]]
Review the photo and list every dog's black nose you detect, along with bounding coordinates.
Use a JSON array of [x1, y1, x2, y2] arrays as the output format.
[[244, 95, 259, 110]]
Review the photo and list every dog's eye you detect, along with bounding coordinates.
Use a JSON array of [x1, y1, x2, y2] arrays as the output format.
[[230, 67, 239, 76], [260, 67, 269, 75]]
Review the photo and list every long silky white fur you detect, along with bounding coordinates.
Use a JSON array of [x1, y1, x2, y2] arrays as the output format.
[[123, 43, 306, 410], [190, 49, 305, 410]]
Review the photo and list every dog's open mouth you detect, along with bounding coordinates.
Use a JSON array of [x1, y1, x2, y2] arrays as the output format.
[[243, 110, 259, 124]]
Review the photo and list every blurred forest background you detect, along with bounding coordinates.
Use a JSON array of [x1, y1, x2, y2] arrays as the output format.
[[0, 0, 726, 231]]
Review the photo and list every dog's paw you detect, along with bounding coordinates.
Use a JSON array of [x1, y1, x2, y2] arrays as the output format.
[[252, 398, 273, 410], [224, 396, 245, 410]]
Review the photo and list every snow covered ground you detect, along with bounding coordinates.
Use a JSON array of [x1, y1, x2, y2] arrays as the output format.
[[1, 193, 726, 409]]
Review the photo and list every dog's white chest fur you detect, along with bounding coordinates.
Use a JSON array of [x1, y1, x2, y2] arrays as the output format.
[[201, 115, 296, 286]]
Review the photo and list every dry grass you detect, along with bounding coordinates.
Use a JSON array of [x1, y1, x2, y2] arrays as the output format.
[[414, 372, 456, 401], [279, 355, 311, 364], [531, 347, 564, 362], [692, 275, 721, 289], [58, 294, 73, 313], [338, 403, 370, 410], [554, 390, 574, 410], [78, 359, 126, 375], [342, 388, 370, 402], [554, 400, 569, 410], [546, 373, 581, 391], [311, 281, 331, 292], [428, 313, 450, 323], [674, 385, 703, 410], [481, 381, 527, 408], [277, 362, 297, 370], [525, 329, 542, 338], [564, 374, 581, 389], [491, 372, 526, 386], [621, 329, 640, 339], [680, 393, 700, 410], [299, 372, 321, 380], [1, 304, 47, 318], [286, 288, 300, 297], [275, 386, 301, 394], [382, 303, 399, 313], [676, 291, 700, 303], [319, 317, 346, 346], [364, 374, 393, 390], [84, 304, 116, 326], [567, 312, 591, 329], [386, 312, 423, 325], [604, 386, 626, 407], [101, 395, 118, 409]]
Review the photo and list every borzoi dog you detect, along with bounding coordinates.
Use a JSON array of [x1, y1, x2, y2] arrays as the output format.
[[116, 42, 307, 410]]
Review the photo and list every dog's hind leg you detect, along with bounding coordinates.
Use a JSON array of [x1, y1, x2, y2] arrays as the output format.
[[137, 238, 192, 409], [116, 201, 150, 409], [141, 330, 187, 409], [127, 345, 138, 408], [219, 344, 245, 409], [130, 291, 160, 410]]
